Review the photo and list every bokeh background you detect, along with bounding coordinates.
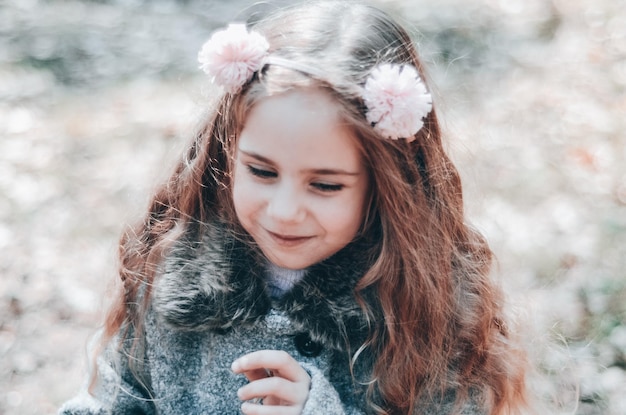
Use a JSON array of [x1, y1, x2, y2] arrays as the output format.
[[1, 0, 624, 414]]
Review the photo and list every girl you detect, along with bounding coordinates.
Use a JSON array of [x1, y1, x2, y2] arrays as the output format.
[[61, 1, 530, 414]]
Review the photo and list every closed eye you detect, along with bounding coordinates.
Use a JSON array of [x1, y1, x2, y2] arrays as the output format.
[[247, 165, 277, 179], [312, 182, 344, 192]]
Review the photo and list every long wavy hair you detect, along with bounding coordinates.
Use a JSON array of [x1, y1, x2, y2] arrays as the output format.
[[98, 2, 530, 414]]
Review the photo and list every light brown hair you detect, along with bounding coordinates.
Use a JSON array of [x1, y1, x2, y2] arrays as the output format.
[[100, 2, 530, 414]]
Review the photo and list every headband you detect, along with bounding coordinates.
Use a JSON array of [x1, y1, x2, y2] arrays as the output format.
[[198, 23, 432, 141]]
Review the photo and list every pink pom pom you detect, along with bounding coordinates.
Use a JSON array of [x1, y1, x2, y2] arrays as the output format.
[[363, 64, 432, 141], [198, 24, 270, 93]]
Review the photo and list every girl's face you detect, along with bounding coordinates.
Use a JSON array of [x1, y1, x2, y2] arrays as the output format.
[[233, 89, 370, 270]]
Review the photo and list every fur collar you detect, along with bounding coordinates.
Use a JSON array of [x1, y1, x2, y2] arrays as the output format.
[[152, 220, 379, 351]]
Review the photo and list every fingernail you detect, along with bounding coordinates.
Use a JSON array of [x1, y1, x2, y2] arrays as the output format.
[[231, 360, 240, 372]]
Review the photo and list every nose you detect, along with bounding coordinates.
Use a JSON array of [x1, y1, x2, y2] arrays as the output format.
[[266, 182, 306, 223]]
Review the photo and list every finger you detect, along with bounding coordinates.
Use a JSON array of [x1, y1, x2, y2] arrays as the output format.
[[241, 402, 300, 415], [232, 350, 308, 382], [237, 376, 305, 404], [240, 367, 272, 382]]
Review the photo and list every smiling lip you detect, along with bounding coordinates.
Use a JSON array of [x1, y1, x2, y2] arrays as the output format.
[[266, 230, 313, 247]]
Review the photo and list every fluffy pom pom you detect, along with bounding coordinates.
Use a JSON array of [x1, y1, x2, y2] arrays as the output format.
[[363, 64, 432, 141], [198, 24, 269, 93]]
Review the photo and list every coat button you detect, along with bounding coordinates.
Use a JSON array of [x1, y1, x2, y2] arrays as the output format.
[[294, 333, 323, 357]]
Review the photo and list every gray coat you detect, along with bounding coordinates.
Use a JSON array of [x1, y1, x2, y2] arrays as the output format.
[[59, 222, 482, 415]]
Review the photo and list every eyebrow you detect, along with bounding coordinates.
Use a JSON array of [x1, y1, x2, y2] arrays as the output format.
[[238, 149, 362, 176]]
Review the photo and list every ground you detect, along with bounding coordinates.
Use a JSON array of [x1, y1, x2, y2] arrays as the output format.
[[0, 0, 625, 414]]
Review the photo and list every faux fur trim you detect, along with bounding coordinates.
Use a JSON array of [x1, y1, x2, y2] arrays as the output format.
[[153, 222, 270, 331], [152, 220, 378, 351]]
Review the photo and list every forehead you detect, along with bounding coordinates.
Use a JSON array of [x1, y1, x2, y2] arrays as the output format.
[[238, 89, 364, 170]]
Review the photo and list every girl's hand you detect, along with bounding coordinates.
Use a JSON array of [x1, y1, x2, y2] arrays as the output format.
[[231, 350, 311, 415]]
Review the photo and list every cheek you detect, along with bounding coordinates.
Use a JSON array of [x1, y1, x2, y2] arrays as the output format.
[[318, 197, 366, 241], [232, 170, 256, 224]]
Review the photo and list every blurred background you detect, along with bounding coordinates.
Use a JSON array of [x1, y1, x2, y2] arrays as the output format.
[[0, 0, 624, 413]]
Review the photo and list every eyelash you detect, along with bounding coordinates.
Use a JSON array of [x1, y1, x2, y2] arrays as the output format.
[[246, 165, 344, 192], [312, 182, 343, 192], [247, 165, 277, 179]]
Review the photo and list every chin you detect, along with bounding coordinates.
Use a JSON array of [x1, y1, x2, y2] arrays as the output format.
[[269, 259, 310, 270], [264, 254, 315, 271]]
